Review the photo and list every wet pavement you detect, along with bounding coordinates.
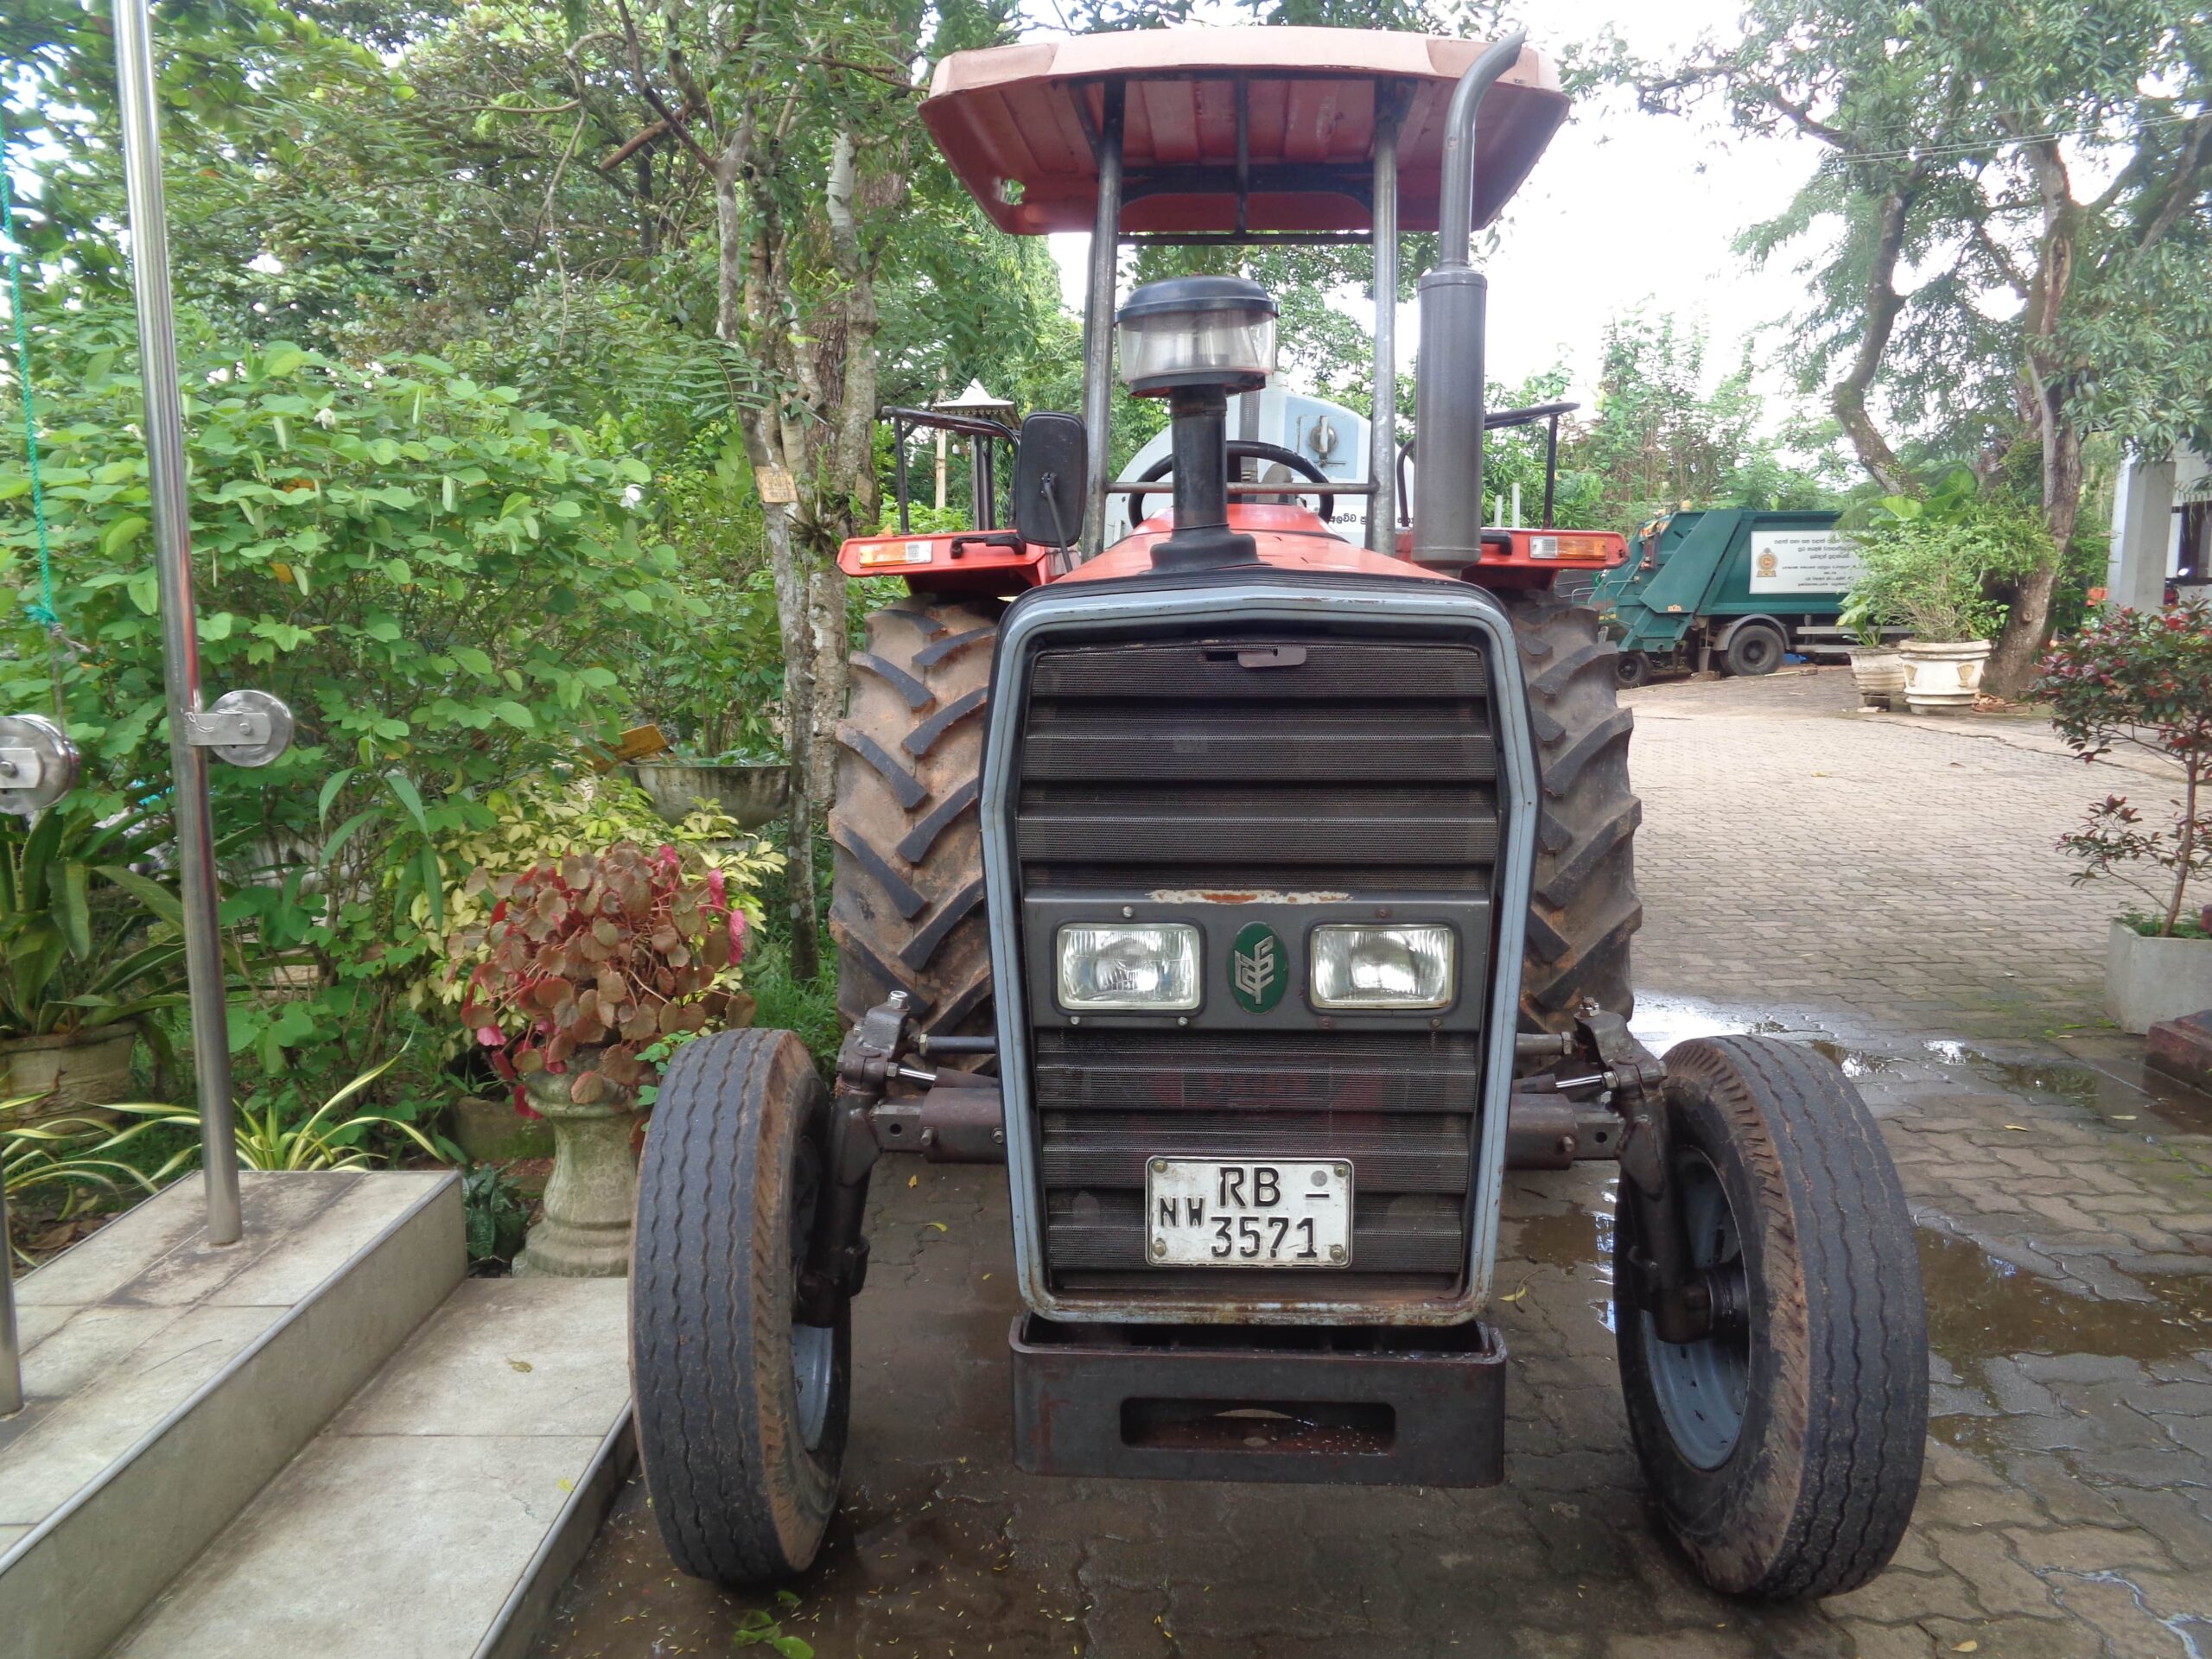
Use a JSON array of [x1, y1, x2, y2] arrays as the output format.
[[533, 669, 2212, 1657]]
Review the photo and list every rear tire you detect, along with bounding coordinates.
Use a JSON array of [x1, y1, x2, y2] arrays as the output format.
[[1615, 1036, 1928, 1599], [1615, 649, 1652, 690], [831, 594, 1644, 1041], [830, 598, 1000, 1040], [631, 1029, 850, 1584], [1721, 624, 1786, 677], [1505, 594, 1643, 1028]]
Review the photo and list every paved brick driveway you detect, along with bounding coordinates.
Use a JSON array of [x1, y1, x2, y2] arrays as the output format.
[[535, 667, 2212, 1659]]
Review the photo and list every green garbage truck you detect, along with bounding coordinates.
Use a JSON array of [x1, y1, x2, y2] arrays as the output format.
[[1591, 507, 1886, 687]]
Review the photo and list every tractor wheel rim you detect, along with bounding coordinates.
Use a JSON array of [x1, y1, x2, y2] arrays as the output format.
[[790, 1137, 834, 1452], [1642, 1150, 1751, 1470], [792, 1323, 836, 1452]]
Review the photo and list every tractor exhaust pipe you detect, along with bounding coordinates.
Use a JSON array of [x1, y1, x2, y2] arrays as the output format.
[[1412, 30, 1527, 571]]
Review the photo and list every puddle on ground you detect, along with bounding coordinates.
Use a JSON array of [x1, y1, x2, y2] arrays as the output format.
[[1918, 1230, 2212, 1370], [1629, 993, 1784, 1053], [1630, 993, 1895, 1076], [1923, 1040, 2212, 1137], [1512, 1207, 1609, 1273], [1508, 1208, 2212, 1371], [1637, 992, 2212, 1128]]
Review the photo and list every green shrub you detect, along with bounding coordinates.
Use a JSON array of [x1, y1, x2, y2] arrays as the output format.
[[2039, 601, 2212, 936], [1843, 480, 2050, 645], [2, 317, 700, 1084]]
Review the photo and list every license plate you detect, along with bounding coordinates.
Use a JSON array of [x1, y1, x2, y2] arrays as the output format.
[[1144, 1158, 1352, 1268]]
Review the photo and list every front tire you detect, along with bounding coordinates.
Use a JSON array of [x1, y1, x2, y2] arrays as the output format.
[[1615, 1036, 1928, 1599], [631, 1029, 851, 1584]]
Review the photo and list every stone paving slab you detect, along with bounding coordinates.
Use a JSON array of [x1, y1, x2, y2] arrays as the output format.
[[0, 1170, 462, 1659], [111, 1277, 634, 1659], [534, 665, 2212, 1659]]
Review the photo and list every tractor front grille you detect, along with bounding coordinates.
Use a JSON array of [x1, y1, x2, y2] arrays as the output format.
[[1012, 630, 1502, 1305]]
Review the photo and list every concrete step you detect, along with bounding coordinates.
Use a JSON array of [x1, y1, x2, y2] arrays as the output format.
[[106, 1276, 634, 1659], [0, 1170, 462, 1659]]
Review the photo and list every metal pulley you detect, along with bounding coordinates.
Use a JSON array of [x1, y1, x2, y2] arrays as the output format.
[[183, 689, 295, 769], [0, 715, 82, 817]]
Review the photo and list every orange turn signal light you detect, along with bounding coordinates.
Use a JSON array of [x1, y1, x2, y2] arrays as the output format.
[[1524, 534, 1614, 561], [856, 541, 935, 568]]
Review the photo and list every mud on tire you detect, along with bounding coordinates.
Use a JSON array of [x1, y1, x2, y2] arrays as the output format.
[[830, 598, 1001, 1040], [1504, 594, 1643, 1028]]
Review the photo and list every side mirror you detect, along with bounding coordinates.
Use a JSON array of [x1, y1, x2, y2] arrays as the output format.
[[1012, 412, 1086, 550]]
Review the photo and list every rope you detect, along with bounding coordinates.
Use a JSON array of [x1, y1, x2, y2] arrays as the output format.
[[2, 113, 59, 635]]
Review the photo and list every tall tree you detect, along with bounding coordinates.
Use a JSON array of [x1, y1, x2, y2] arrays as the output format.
[[478, 0, 1018, 976], [1640, 0, 2212, 696]]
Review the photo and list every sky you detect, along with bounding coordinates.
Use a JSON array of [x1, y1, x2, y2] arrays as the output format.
[[1034, 1, 1825, 423]]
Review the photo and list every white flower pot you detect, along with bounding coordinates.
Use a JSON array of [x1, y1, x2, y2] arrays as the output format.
[[1847, 649, 1906, 711], [2106, 918, 2212, 1033], [1898, 639, 1991, 714]]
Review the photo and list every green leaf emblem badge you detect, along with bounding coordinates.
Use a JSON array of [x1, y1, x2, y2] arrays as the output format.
[[1230, 922, 1286, 1014]]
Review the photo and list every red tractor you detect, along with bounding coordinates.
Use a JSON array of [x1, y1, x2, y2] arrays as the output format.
[[629, 26, 1928, 1602]]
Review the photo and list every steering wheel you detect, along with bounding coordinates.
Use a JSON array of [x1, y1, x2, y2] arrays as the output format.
[[1127, 439, 1337, 524]]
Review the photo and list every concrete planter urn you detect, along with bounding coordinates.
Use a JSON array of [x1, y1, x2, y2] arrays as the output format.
[[1898, 639, 1991, 713], [627, 761, 791, 830], [2106, 919, 2212, 1034], [0, 1023, 141, 1119], [513, 1059, 639, 1277], [1847, 648, 1906, 711]]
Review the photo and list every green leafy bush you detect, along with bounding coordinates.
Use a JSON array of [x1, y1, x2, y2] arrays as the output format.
[[1844, 489, 2050, 645], [2, 320, 700, 1084], [0, 798, 188, 1044], [461, 1161, 531, 1266]]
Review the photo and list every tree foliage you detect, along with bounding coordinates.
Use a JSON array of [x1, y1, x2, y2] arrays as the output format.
[[1633, 0, 2212, 695]]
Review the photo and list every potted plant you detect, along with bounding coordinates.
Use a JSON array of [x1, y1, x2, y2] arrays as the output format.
[[627, 753, 791, 830], [0, 800, 187, 1119], [1845, 487, 2040, 714], [457, 842, 750, 1275], [2040, 601, 2212, 1033], [1836, 594, 1906, 711]]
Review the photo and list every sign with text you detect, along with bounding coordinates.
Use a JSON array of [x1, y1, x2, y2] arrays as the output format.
[[1747, 528, 1864, 595]]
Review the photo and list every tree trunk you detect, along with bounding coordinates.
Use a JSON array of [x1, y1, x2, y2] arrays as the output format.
[[1830, 186, 1918, 499], [762, 499, 823, 980], [1985, 164, 2082, 702], [1984, 416, 2082, 697]]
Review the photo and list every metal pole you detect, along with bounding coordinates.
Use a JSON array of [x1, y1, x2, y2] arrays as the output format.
[[1368, 91, 1402, 556], [113, 0, 242, 1245], [1081, 83, 1125, 561], [2, 1173, 23, 1416]]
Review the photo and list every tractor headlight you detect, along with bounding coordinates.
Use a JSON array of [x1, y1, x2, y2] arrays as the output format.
[[1116, 275, 1277, 397], [1310, 925, 1455, 1010], [1056, 923, 1201, 1012]]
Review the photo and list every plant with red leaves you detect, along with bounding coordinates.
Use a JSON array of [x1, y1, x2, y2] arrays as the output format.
[[455, 842, 747, 1106], [2039, 601, 2212, 937]]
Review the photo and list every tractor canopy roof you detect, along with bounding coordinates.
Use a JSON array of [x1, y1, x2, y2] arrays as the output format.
[[920, 26, 1567, 238]]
